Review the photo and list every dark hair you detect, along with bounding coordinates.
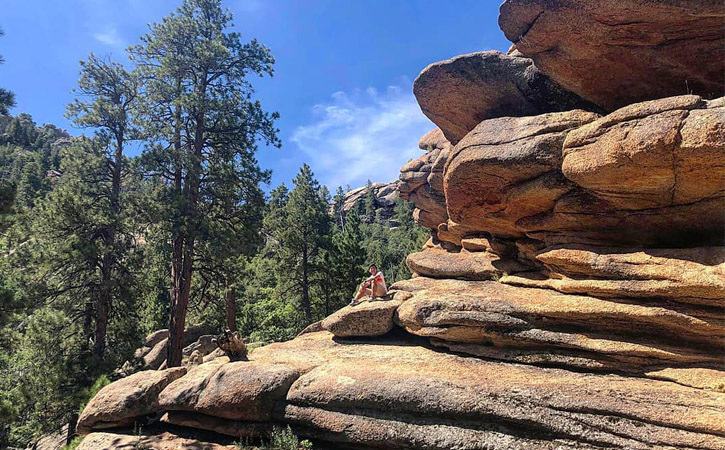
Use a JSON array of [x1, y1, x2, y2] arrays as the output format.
[[368, 264, 377, 270]]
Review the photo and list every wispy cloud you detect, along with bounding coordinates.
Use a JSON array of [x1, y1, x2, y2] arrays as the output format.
[[291, 79, 434, 189], [92, 27, 125, 48]]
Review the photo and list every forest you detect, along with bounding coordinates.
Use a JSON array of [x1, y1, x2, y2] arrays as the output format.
[[0, 1, 425, 447]]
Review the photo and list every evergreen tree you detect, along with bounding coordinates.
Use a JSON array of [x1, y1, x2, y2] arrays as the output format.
[[0, 27, 15, 116], [270, 164, 330, 325], [332, 185, 346, 231], [130, 0, 280, 366], [65, 53, 139, 360], [331, 209, 366, 303], [363, 179, 377, 223]]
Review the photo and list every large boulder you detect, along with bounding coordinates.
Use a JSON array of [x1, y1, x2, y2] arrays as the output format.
[[498, 0, 725, 111], [562, 95, 725, 209], [143, 329, 169, 348], [142, 337, 168, 370], [157, 360, 299, 422], [406, 247, 530, 280], [442, 95, 725, 248], [321, 295, 407, 337], [444, 109, 600, 239], [413, 51, 596, 144], [76, 367, 186, 434]]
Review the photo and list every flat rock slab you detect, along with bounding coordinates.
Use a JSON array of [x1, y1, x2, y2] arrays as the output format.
[[530, 245, 725, 304], [413, 50, 595, 144], [161, 411, 273, 438], [393, 277, 723, 371], [273, 332, 725, 450], [406, 248, 529, 280], [321, 295, 405, 337], [499, 0, 725, 111], [77, 367, 186, 433], [76, 430, 237, 450]]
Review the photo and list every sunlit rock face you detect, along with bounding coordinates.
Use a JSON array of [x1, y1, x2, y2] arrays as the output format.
[[498, 0, 725, 111], [75, 2, 725, 449]]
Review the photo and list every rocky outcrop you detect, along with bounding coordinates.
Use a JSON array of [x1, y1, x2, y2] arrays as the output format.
[[75, 3, 725, 449], [76, 428, 238, 450], [321, 294, 407, 337], [399, 129, 450, 235], [334, 180, 400, 223], [76, 368, 186, 433], [77, 330, 725, 449], [130, 325, 217, 371], [393, 277, 722, 377], [436, 94, 725, 248], [498, 0, 725, 111], [413, 51, 597, 144], [158, 361, 299, 422]]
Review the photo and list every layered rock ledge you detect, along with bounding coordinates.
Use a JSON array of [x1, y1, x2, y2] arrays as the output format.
[[75, 2, 724, 448]]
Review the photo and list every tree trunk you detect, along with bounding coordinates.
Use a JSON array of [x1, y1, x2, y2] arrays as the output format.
[[225, 278, 236, 332], [168, 107, 204, 367], [301, 242, 312, 323], [167, 106, 186, 368], [168, 240, 193, 367], [92, 135, 123, 360], [66, 412, 78, 445], [92, 260, 110, 360]]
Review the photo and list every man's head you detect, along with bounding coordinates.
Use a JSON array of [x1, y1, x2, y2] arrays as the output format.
[[368, 264, 377, 275]]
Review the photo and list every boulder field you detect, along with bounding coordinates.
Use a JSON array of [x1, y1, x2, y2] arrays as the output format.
[[76, 1, 724, 449]]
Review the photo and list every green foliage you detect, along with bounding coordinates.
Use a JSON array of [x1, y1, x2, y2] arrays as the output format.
[[0, 3, 426, 447], [0, 27, 15, 116], [235, 426, 310, 450], [61, 435, 84, 450], [77, 375, 111, 415]]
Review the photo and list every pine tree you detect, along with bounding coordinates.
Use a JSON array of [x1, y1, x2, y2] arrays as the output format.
[[332, 185, 346, 231], [270, 164, 330, 325], [332, 209, 366, 303], [65, 53, 139, 361], [0, 27, 15, 116], [363, 179, 377, 223], [130, 0, 280, 366]]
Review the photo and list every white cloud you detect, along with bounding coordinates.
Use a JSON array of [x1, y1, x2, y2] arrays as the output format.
[[92, 28, 125, 48], [291, 79, 434, 189]]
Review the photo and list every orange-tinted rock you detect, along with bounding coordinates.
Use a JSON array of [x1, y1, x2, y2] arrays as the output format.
[[406, 247, 529, 280], [321, 295, 406, 337], [279, 332, 725, 450], [393, 277, 722, 368], [499, 0, 725, 111], [413, 51, 596, 144], [158, 360, 299, 422], [76, 368, 186, 434], [444, 110, 599, 238], [562, 95, 725, 209]]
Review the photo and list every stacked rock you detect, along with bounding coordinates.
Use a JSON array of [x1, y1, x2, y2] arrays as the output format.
[[75, 2, 724, 449]]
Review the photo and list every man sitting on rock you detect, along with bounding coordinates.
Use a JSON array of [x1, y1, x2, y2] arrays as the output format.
[[350, 264, 387, 305]]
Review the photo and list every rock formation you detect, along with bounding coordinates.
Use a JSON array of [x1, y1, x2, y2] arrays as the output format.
[[498, 0, 725, 111], [74, 2, 724, 449], [333, 180, 400, 223]]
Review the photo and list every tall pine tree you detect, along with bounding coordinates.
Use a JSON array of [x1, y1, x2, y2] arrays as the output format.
[[130, 0, 280, 366]]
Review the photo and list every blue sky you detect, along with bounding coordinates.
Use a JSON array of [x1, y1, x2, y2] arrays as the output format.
[[1, 0, 511, 190]]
